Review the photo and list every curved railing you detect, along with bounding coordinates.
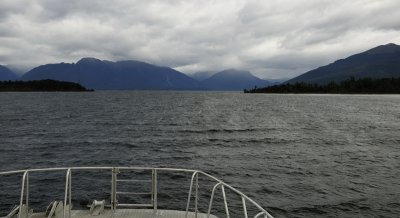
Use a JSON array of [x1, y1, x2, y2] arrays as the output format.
[[0, 167, 274, 218]]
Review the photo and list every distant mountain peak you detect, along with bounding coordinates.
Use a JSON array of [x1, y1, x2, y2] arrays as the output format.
[[202, 69, 268, 90], [386, 43, 398, 46], [213, 69, 263, 79], [365, 43, 400, 55], [77, 57, 104, 65], [189, 71, 215, 81], [221, 69, 250, 73]]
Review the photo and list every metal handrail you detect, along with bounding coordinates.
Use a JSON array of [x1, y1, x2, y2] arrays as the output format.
[[185, 171, 199, 218], [198, 171, 274, 218], [221, 185, 230, 218], [207, 182, 222, 218], [63, 169, 72, 218], [18, 171, 29, 218], [242, 197, 248, 218], [0, 167, 274, 218], [111, 167, 118, 212], [151, 169, 158, 212]]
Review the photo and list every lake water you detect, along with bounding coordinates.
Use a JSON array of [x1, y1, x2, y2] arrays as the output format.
[[0, 92, 399, 217]]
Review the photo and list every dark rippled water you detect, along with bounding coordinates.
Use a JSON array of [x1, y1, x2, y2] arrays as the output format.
[[0, 91, 399, 217]]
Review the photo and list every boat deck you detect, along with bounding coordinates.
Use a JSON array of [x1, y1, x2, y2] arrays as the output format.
[[29, 209, 218, 218], [0, 167, 273, 218]]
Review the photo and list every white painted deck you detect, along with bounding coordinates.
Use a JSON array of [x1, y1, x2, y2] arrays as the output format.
[[29, 209, 218, 218]]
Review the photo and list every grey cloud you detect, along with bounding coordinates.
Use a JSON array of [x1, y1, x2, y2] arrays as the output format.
[[0, 0, 399, 79]]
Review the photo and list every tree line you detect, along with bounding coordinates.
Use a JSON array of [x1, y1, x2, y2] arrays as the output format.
[[0, 80, 93, 92], [244, 77, 400, 94]]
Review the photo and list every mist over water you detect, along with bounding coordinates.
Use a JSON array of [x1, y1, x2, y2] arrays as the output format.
[[0, 92, 399, 217]]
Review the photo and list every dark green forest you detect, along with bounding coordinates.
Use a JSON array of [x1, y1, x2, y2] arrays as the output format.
[[0, 80, 93, 92], [245, 77, 400, 94]]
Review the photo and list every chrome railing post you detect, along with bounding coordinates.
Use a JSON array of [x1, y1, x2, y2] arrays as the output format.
[[64, 168, 72, 218], [185, 171, 198, 218], [111, 167, 118, 212], [69, 170, 72, 218], [242, 197, 248, 218], [221, 185, 230, 218], [207, 182, 222, 218], [152, 169, 158, 212], [18, 171, 29, 218], [26, 171, 29, 214], [195, 173, 198, 218]]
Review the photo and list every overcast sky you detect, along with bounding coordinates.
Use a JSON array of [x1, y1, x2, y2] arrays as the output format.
[[1, 0, 400, 78]]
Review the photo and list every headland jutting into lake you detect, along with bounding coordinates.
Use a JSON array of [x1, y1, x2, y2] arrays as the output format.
[[0, 80, 93, 92], [244, 77, 400, 94]]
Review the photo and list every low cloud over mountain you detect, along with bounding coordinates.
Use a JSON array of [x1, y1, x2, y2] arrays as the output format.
[[0, 1, 399, 79]]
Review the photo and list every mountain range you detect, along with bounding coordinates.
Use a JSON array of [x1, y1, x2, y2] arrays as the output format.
[[21, 58, 202, 90], [1, 43, 399, 90], [19, 58, 269, 90], [287, 43, 400, 84]]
